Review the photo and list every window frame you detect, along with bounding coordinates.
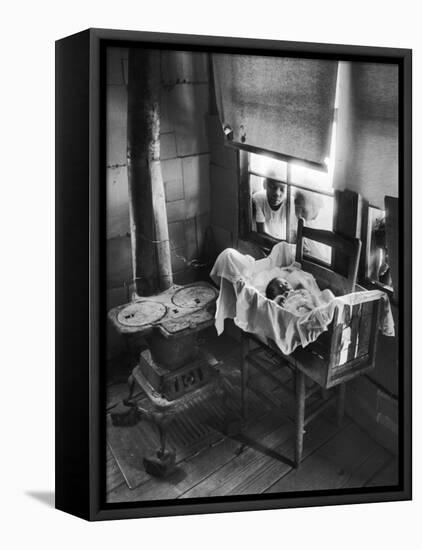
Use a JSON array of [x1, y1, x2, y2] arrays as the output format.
[[238, 149, 335, 265]]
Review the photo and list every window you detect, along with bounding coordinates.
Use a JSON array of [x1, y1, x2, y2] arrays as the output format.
[[366, 207, 393, 290], [245, 150, 335, 265], [237, 61, 340, 265]]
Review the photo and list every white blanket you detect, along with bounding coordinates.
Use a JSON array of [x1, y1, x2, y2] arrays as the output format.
[[210, 243, 394, 356]]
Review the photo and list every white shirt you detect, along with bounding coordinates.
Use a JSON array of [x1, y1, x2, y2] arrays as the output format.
[[253, 190, 286, 240]]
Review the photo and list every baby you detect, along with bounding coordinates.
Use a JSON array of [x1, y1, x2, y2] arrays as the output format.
[[265, 276, 293, 305], [265, 276, 322, 314]]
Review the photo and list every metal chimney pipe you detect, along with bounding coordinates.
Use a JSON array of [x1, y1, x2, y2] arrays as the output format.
[[127, 48, 173, 296]]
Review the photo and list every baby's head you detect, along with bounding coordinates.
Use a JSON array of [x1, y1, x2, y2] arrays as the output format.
[[266, 277, 293, 301]]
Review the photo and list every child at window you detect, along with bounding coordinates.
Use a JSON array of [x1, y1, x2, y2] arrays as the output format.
[[253, 178, 287, 240]]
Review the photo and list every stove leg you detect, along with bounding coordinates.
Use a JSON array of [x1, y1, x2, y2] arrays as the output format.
[[143, 413, 176, 478], [157, 416, 168, 456], [123, 373, 136, 406], [109, 371, 142, 426]]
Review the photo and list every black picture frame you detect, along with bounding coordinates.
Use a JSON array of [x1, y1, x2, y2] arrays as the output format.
[[55, 28, 412, 521]]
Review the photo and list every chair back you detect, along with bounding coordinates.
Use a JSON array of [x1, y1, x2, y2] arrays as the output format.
[[295, 218, 362, 294]]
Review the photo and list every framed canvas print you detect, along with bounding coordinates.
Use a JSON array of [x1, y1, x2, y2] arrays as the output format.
[[55, 28, 412, 521]]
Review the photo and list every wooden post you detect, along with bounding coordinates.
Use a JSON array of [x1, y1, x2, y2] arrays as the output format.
[[337, 383, 346, 426], [332, 189, 362, 280], [241, 332, 250, 420], [127, 49, 173, 296], [385, 196, 399, 303], [295, 369, 306, 467]]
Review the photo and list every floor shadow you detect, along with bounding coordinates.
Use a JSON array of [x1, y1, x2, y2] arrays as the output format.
[[25, 491, 55, 508], [236, 435, 296, 468]]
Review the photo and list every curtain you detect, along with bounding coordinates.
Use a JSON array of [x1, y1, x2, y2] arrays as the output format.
[[212, 54, 338, 168]]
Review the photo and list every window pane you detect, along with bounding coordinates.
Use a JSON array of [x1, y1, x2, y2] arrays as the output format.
[[367, 208, 393, 287], [290, 162, 332, 192], [249, 174, 265, 195], [249, 152, 287, 181], [289, 187, 334, 264]]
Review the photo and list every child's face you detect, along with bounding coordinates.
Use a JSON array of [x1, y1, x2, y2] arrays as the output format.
[[266, 180, 285, 208]]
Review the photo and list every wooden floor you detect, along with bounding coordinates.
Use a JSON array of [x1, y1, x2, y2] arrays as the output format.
[[106, 329, 399, 503]]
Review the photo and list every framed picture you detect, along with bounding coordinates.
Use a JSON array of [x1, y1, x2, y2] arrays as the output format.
[[55, 28, 412, 521]]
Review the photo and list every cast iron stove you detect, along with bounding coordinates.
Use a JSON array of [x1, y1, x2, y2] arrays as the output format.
[[108, 282, 236, 477]]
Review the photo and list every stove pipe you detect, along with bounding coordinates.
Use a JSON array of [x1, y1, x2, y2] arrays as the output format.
[[127, 49, 173, 296]]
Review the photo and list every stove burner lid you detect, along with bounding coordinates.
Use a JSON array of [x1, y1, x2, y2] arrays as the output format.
[[171, 284, 218, 309], [117, 300, 167, 327]]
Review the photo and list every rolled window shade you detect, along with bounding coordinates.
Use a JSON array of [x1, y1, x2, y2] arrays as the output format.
[[212, 54, 338, 168]]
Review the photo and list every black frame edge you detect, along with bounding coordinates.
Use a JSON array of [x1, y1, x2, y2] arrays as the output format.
[[401, 48, 412, 501], [55, 29, 92, 521], [89, 27, 412, 59], [92, 489, 410, 522]]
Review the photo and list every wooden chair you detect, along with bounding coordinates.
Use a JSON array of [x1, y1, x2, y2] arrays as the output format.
[[241, 219, 383, 467]]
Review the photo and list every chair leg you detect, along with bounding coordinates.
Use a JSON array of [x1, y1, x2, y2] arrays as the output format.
[[241, 333, 250, 420], [295, 369, 306, 468], [337, 383, 346, 426]]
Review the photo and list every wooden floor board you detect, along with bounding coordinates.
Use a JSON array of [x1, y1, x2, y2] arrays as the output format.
[[227, 415, 347, 496], [107, 408, 225, 491], [341, 447, 392, 489], [108, 436, 238, 503], [364, 456, 399, 487], [265, 422, 392, 494], [106, 444, 126, 493], [107, 409, 287, 503], [106, 333, 396, 502], [179, 416, 300, 499]]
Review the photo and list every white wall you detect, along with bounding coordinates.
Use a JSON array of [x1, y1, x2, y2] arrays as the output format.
[[1, 2, 420, 550], [333, 62, 399, 209]]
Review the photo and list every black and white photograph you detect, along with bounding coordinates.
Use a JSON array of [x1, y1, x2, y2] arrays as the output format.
[[104, 42, 405, 505], [4, 0, 422, 544]]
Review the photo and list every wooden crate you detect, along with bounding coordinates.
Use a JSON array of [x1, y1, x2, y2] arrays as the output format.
[[293, 298, 382, 389]]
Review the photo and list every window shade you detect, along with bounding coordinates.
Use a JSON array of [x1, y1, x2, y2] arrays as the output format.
[[212, 54, 338, 168]]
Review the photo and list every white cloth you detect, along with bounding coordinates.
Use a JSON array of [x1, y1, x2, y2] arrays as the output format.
[[253, 190, 287, 239], [210, 243, 395, 356]]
